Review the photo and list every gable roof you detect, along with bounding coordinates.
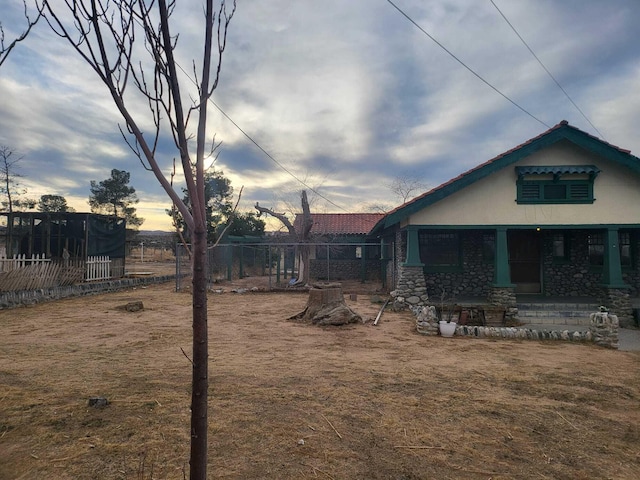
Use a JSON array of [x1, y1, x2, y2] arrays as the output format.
[[294, 213, 385, 236], [370, 120, 640, 235]]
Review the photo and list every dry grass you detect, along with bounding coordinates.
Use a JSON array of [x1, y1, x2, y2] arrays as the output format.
[[1, 283, 639, 479]]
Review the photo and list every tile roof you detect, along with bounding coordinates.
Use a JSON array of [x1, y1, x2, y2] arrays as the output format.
[[294, 213, 385, 236]]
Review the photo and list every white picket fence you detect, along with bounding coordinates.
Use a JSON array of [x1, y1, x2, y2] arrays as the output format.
[[0, 253, 51, 273], [85, 255, 112, 281], [0, 254, 112, 288]]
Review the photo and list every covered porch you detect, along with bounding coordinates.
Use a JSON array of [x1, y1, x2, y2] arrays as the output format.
[[401, 225, 639, 326]]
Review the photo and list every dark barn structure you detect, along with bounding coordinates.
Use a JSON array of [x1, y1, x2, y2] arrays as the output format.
[[0, 212, 126, 276]]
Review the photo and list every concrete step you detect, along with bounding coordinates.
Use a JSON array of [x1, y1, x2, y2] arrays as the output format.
[[519, 316, 592, 326], [517, 302, 599, 326]]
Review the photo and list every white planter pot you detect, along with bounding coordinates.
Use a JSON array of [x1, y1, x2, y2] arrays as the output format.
[[439, 321, 457, 337]]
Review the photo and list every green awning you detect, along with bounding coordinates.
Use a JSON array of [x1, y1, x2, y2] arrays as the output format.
[[516, 165, 600, 176]]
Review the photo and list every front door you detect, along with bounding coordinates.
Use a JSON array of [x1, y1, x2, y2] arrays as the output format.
[[508, 230, 541, 294]]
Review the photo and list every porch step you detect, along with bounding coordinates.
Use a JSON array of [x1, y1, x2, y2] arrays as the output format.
[[517, 302, 599, 326]]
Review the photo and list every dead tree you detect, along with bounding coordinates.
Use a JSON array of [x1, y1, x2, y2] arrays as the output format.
[[255, 190, 313, 285], [0, 0, 44, 67], [40, 1, 236, 478], [289, 282, 361, 326]]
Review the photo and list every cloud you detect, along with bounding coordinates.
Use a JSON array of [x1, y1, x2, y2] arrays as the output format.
[[0, 0, 638, 230]]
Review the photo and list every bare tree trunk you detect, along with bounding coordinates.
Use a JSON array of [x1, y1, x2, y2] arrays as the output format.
[[190, 225, 208, 478], [255, 190, 314, 285], [297, 190, 313, 285]]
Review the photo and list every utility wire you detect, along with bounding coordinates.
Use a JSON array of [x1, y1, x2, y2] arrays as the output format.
[[174, 62, 349, 213], [489, 0, 605, 139], [386, 0, 551, 129]]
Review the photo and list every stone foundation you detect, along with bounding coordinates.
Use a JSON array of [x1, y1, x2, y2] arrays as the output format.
[[391, 265, 429, 309], [605, 288, 633, 328], [487, 286, 518, 323]]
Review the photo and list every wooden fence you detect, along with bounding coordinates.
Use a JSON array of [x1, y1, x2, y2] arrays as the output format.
[[0, 255, 114, 292], [85, 256, 111, 282], [0, 253, 50, 273]]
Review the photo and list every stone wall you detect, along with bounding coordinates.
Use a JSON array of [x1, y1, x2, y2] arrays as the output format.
[[423, 230, 494, 298], [391, 265, 429, 308], [542, 230, 605, 298], [0, 275, 176, 309], [605, 288, 633, 328], [414, 306, 619, 349], [309, 259, 381, 282]]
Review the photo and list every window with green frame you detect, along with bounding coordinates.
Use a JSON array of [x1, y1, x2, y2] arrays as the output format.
[[482, 233, 495, 263], [552, 232, 570, 262], [588, 232, 604, 266], [620, 231, 633, 268], [515, 165, 599, 204], [419, 231, 461, 271], [588, 231, 634, 267]]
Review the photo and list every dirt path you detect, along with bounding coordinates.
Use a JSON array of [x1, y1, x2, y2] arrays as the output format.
[[1, 282, 639, 479]]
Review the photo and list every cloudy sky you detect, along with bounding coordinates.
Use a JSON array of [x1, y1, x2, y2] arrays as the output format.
[[1, 0, 638, 231]]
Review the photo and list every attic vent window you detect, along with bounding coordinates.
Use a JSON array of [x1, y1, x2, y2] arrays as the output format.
[[515, 165, 599, 204]]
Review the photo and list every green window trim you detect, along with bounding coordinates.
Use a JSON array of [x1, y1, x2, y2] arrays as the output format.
[[515, 164, 599, 205], [517, 179, 595, 204], [418, 230, 462, 272], [551, 232, 571, 263]]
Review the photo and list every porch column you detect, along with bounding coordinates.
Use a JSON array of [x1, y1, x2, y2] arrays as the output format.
[[493, 227, 512, 286], [403, 227, 424, 267], [602, 227, 627, 288], [602, 227, 632, 326]]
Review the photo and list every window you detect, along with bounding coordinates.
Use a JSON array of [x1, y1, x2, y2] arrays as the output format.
[[552, 233, 569, 261], [482, 233, 495, 263], [588, 233, 604, 266], [419, 231, 460, 270], [620, 231, 633, 267], [517, 180, 594, 204], [515, 165, 599, 204], [588, 231, 634, 267]]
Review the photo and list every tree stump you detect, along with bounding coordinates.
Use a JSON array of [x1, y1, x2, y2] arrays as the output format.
[[289, 283, 361, 326]]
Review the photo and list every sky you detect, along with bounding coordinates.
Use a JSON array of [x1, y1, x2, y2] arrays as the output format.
[[0, 0, 639, 231]]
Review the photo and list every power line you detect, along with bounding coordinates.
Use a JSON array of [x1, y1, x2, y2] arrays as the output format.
[[173, 62, 349, 213], [385, 0, 551, 129], [489, 0, 605, 139]]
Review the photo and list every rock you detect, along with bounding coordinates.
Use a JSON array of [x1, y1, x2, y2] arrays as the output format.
[[88, 396, 108, 408], [124, 301, 144, 312]]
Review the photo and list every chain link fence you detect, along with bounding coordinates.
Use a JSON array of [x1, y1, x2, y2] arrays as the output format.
[[175, 242, 395, 291]]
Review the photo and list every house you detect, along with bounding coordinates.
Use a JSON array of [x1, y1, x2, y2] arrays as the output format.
[[369, 121, 640, 324], [293, 213, 385, 282]]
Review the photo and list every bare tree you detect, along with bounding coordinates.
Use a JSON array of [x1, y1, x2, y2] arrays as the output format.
[[387, 172, 429, 204], [0, 145, 32, 213], [0, 0, 44, 67], [38, 1, 236, 477], [255, 190, 314, 285]]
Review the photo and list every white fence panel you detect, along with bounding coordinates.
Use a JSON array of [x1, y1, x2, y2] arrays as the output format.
[[0, 253, 51, 273], [86, 256, 111, 281]]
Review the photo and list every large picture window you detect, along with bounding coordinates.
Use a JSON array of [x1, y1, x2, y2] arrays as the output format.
[[419, 231, 461, 270]]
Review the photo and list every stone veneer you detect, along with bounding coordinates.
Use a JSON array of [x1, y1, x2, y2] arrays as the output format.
[[391, 265, 429, 308], [487, 286, 518, 323], [605, 288, 633, 328]]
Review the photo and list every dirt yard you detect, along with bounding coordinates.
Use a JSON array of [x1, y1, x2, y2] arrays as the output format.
[[1, 281, 639, 479]]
